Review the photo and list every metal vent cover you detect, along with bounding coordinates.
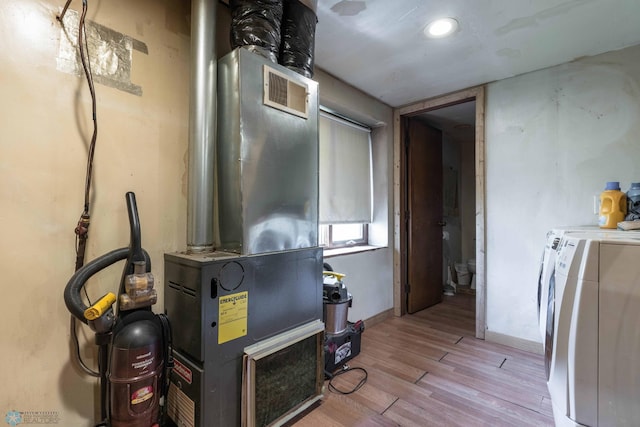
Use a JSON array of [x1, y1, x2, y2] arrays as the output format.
[[268, 72, 288, 107], [263, 65, 309, 119]]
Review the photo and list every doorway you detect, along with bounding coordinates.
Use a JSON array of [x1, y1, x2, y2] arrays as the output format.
[[393, 86, 486, 339]]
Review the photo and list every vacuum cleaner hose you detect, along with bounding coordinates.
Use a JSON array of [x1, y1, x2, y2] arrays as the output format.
[[64, 247, 130, 323], [65, 193, 152, 323]]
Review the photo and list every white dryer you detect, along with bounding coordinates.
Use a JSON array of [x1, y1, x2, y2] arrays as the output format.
[[538, 227, 633, 348], [563, 234, 640, 426], [539, 227, 608, 348], [538, 229, 565, 346], [546, 235, 587, 426]]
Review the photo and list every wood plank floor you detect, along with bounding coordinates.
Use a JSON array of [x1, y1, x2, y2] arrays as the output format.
[[291, 294, 553, 426]]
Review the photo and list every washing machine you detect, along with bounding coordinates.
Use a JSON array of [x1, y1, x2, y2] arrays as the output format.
[[562, 234, 640, 426], [539, 226, 602, 347], [545, 235, 587, 426], [538, 227, 633, 348], [538, 229, 565, 346]]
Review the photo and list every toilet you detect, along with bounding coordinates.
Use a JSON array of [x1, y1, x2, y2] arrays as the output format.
[[454, 262, 471, 286], [467, 258, 476, 289]]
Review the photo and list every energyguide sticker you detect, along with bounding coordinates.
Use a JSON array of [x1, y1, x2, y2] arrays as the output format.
[[218, 291, 249, 344]]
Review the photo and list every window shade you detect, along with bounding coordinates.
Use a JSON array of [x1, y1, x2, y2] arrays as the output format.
[[319, 111, 372, 224]]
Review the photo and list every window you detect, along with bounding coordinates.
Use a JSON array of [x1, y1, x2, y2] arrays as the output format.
[[318, 110, 372, 248], [319, 223, 368, 247]]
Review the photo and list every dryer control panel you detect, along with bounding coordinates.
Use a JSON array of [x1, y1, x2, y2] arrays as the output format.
[[555, 236, 582, 277]]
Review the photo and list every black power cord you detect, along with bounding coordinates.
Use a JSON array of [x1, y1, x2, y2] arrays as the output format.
[[70, 317, 100, 377], [325, 365, 368, 395]]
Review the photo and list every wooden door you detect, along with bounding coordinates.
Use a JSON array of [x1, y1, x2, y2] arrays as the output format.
[[405, 117, 443, 313]]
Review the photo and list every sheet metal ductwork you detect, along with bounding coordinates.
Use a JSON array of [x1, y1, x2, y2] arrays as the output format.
[[230, 0, 318, 78], [217, 48, 319, 255], [187, 0, 217, 253], [186, 0, 320, 254]]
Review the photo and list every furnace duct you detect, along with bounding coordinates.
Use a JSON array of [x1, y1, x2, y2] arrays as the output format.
[[187, 0, 216, 253], [230, 0, 283, 64], [230, 0, 318, 78], [216, 48, 319, 255], [280, 0, 318, 78], [187, 0, 319, 253]]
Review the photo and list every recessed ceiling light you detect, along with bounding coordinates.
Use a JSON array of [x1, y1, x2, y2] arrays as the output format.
[[425, 17, 459, 38]]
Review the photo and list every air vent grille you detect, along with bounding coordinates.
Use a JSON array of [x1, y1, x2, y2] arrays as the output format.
[[268, 73, 288, 107], [168, 280, 197, 298], [263, 65, 309, 119]]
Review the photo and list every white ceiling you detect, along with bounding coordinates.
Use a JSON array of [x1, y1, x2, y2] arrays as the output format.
[[314, 0, 640, 108]]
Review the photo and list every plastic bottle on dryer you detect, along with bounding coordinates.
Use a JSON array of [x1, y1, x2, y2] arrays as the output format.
[[626, 182, 640, 221], [599, 181, 627, 229]]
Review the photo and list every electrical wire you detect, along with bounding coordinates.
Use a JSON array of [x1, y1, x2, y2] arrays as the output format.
[[70, 317, 100, 377], [62, 0, 98, 273], [57, 0, 73, 22], [158, 314, 175, 424], [326, 366, 368, 395], [58, 0, 98, 217], [78, 0, 98, 215], [58, 0, 101, 379]]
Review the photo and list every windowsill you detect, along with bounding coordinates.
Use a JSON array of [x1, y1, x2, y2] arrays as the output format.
[[323, 245, 386, 258]]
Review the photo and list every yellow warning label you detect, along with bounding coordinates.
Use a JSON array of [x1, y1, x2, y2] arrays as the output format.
[[218, 291, 248, 344]]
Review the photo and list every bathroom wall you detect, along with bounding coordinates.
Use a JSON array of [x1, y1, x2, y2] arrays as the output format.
[[442, 135, 462, 273], [485, 43, 640, 345], [442, 134, 477, 270], [435, 124, 476, 287], [460, 140, 475, 261]]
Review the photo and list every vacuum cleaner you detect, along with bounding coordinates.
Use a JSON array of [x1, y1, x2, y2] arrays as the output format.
[[64, 192, 172, 427]]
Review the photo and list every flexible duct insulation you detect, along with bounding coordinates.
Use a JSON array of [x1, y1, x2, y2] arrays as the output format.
[[229, 0, 317, 76], [280, 0, 317, 78], [230, 0, 283, 63]]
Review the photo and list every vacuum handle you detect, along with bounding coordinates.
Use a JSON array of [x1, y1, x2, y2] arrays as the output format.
[[126, 192, 145, 263], [84, 292, 116, 321]]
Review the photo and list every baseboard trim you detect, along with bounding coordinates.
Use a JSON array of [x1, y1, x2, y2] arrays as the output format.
[[485, 330, 543, 355], [363, 308, 393, 329]]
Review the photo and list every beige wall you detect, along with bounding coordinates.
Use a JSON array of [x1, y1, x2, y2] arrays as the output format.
[[0, 0, 189, 424]]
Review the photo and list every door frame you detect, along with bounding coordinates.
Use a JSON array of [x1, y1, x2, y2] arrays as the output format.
[[393, 85, 486, 339]]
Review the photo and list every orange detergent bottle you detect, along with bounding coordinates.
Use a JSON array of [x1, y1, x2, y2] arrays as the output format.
[[599, 181, 627, 229]]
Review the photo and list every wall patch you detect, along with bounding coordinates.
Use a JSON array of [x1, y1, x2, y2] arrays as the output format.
[[57, 9, 147, 96]]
